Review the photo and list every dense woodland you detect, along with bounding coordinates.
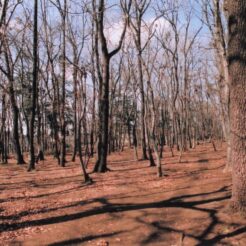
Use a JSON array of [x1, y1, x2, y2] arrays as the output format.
[[0, 0, 245, 219]]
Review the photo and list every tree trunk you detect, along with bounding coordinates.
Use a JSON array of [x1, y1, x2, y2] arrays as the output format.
[[71, 59, 78, 162], [36, 86, 44, 163], [132, 121, 138, 161], [9, 84, 25, 164], [92, 0, 130, 172], [60, 0, 67, 167], [225, 0, 246, 213], [138, 52, 148, 160], [94, 59, 110, 172], [90, 65, 96, 157], [78, 119, 91, 183], [28, 0, 38, 171], [1, 94, 8, 163]]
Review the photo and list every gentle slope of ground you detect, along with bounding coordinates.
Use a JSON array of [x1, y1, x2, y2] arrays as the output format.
[[0, 143, 246, 245]]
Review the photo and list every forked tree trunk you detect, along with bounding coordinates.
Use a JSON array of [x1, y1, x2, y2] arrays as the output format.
[[93, 0, 131, 172]]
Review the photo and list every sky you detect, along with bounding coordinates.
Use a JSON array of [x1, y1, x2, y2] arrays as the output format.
[[4, 0, 214, 86]]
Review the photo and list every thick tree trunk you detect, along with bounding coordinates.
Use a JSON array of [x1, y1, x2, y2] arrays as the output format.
[[94, 60, 110, 172], [9, 85, 25, 164], [225, 0, 246, 213]]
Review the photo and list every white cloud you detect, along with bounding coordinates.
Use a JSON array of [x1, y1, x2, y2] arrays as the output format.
[[104, 20, 125, 47], [104, 16, 170, 50]]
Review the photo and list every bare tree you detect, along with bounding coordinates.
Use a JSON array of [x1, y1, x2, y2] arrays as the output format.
[[129, 0, 151, 160], [28, 0, 38, 171], [0, 0, 25, 164], [202, 0, 231, 171], [92, 0, 132, 173]]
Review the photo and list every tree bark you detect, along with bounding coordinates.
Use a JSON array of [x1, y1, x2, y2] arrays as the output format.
[[71, 57, 78, 162], [94, 57, 110, 172], [28, 0, 38, 171], [1, 94, 8, 163], [225, 0, 246, 213], [60, 0, 67, 167], [9, 85, 25, 164]]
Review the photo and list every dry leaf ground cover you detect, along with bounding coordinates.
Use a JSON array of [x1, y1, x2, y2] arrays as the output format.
[[0, 143, 246, 245]]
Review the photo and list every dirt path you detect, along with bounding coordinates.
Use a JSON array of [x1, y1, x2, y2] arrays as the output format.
[[0, 143, 246, 245]]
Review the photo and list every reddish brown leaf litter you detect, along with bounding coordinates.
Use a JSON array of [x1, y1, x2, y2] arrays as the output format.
[[0, 143, 246, 245]]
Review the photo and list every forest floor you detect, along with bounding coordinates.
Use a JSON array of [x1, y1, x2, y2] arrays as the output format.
[[0, 143, 246, 246]]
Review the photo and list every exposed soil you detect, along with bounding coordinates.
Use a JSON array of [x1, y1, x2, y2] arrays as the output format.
[[0, 143, 246, 246]]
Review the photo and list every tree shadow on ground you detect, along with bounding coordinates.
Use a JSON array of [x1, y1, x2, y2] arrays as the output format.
[[0, 174, 82, 188], [183, 165, 227, 176], [135, 186, 245, 245], [0, 197, 95, 221], [1, 183, 212, 222], [198, 226, 246, 245], [111, 165, 150, 172], [109, 159, 138, 164], [198, 159, 209, 163], [1, 184, 244, 245], [180, 157, 224, 164], [0, 184, 87, 204], [47, 231, 123, 246], [1, 187, 231, 237], [140, 220, 246, 245]]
